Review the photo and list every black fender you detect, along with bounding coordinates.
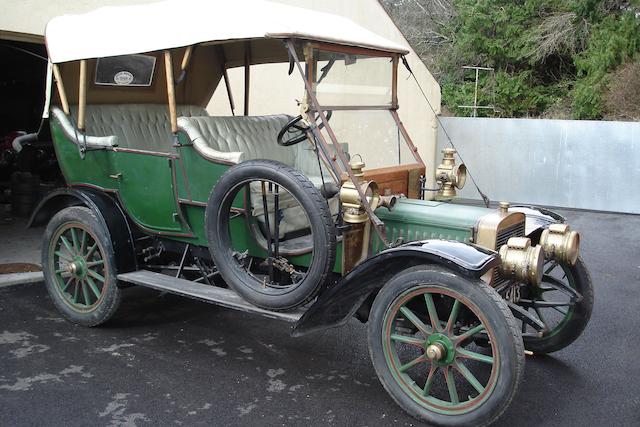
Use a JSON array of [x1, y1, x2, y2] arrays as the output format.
[[28, 187, 137, 274], [292, 240, 499, 337], [510, 205, 564, 244]]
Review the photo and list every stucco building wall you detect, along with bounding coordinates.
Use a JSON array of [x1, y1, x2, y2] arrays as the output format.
[[1, 0, 440, 182]]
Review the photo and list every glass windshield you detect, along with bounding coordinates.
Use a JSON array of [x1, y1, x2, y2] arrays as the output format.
[[316, 110, 416, 169], [307, 47, 418, 170], [311, 49, 393, 107]]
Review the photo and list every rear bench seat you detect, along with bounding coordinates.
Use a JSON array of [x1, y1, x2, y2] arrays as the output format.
[[52, 104, 208, 153], [50, 104, 337, 237]]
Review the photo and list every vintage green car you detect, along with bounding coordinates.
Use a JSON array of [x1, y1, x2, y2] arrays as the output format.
[[32, 1, 592, 425]]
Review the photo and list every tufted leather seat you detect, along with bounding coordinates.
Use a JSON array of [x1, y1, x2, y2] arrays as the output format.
[[177, 115, 333, 185], [70, 104, 208, 153], [178, 115, 340, 238]]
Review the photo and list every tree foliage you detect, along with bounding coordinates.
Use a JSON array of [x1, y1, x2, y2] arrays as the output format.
[[381, 0, 640, 119]]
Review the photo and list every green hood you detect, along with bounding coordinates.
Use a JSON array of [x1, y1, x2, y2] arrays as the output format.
[[372, 198, 491, 252]]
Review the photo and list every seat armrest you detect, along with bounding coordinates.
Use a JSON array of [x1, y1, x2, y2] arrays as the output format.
[[177, 116, 244, 164], [51, 107, 118, 148]]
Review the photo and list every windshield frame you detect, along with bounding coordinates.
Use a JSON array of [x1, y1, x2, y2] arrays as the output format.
[[303, 42, 424, 173], [286, 40, 425, 246]]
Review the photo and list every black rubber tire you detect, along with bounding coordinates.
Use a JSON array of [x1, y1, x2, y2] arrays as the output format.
[[368, 266, 524, 427], [42, 206, 121, 326], [523, 257, 593, 354], [206, 160, 336, 311]]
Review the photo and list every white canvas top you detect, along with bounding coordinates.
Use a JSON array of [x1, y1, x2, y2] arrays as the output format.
[[45, 0, 409, 63]]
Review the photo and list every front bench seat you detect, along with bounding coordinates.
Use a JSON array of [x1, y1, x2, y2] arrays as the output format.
[[177, 115, 335, 185], [178, 115, 339, 238]]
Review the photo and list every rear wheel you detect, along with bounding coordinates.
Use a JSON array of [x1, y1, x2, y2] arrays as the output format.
[[42, 206, 121, 326], [368, 267, 524, 426]]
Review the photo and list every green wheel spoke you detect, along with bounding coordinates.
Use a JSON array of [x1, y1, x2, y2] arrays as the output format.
[[399, 354, 428, 373], [534, 307, 549, 331], [87, 269, 105, 283], [86, 276, 102, 300], [55, 268, 67, 275], [60, 277, 74, 293], [544, 262, 558, 275], [422, 365, 437, 396], [552, 306, 568, 316], [399, 306, 431, 336], [54, 251, 73, 262], [70, 228, 80, 252], [454, 361, 485, 394], [86, 260, 104, 268], [72, 281, 80, 303], [391, 334, 425, 347], [423, 292, 441, 332], [59, 235, 75, 255], [445, 300, 461, 333], [79, 230, 87, 255], [455, 323, 485, 344], [81, 281, 91, 306], [457, 347, 494, 365], [85, 242, 98, 260], [444, 367, 459, 404]]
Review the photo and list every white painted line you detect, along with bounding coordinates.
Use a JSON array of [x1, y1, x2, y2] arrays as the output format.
[[0, 272, 44, 288]]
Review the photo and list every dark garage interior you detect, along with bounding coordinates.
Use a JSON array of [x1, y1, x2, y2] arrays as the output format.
[[0, 40, 61, 229]]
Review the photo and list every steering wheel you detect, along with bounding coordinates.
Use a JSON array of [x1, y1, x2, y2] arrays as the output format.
[[277, 110, 332, 146]]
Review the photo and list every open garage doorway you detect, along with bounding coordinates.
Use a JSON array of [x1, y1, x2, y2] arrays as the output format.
[[0, 39, 59, 274], [0, 39, 61, 225]]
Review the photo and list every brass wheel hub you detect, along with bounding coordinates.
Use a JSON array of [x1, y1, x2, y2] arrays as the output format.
[[66, 258, 87, 278], [426, 343, 446, 361]]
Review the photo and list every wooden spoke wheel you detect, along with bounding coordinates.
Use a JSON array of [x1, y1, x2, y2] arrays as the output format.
[[519, 257, 593, 354], [368, 267, 524, 426], [42, 207, 121, 326]]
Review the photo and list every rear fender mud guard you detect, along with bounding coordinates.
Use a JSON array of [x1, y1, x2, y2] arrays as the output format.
[[28, 187, 136, 274]]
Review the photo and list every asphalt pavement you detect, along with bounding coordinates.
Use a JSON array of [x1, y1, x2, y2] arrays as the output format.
[[1, 208, 639, 426]]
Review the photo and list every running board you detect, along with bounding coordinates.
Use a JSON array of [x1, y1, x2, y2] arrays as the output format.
[[117, 270, 304, 323]]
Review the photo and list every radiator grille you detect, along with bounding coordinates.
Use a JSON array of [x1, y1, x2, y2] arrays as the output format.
[[495, 221, 526, 250], [492, 220, 526, 286]]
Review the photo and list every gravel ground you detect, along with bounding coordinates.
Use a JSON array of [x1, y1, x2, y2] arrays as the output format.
[[0, 208, 639, 426]]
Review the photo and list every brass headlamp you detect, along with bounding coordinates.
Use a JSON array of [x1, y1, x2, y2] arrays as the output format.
[[436, 148, 467, 199], [339, 159, 380, 223], [540, 224, 580, 266], [498, 237, 545, 286], [339, 159, 382, 273]]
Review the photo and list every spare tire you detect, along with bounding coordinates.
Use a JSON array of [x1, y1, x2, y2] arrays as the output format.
[[206, 160, 336, 311]]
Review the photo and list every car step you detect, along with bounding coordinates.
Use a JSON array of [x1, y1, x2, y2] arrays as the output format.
[[117, 270, 305, 323]]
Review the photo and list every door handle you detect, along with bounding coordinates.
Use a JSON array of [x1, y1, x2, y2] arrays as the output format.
[[109, 173, 123, 180]]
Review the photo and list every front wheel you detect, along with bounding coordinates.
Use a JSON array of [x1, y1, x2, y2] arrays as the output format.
[[520, 257, 593, 354], [368, 267, 524, 426], [42, 206, 121, 326]]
